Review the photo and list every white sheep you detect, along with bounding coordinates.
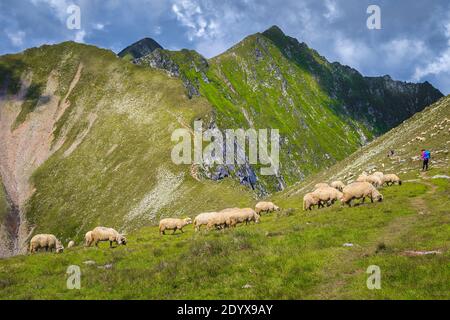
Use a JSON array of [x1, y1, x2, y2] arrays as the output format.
[[29, 234, 64, 253], [313, 182, 329, 190], [303, 193, 320, 211], [159, 217, 192, 235], [382, 173, 402, 186], [357, 174, 382, 188], [330, 180, 345, 192], [341, 182, 383, 207], [227, 208, 260, 227], [85, 227, 127, 247], [193, 211, 219, 232], [255, 201, 280, 214], [312, 186, 343, 207]]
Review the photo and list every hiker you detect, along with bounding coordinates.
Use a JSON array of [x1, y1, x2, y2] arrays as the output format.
[[421, 149, 430, 171]]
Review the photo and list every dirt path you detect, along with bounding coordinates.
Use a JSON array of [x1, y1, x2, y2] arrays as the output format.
[[310, 177, 435, 298]]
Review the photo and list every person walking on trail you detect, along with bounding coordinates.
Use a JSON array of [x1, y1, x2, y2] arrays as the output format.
[[421, 149, 430, 171]]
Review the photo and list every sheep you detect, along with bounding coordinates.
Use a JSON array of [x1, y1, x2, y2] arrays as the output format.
[[382, 173, 402, 186], [206, 211, 231, 230], [313, 182, 329, 190], [255, 201, 280, 214], [159, 217, 192, 235], [29, 234, 64, 254], [85, 227, 127, 247], [357, 174, 382, 188], [373, 171, 384, 179], [227, 208, 260, 227], [303, 193, 320, 211], [67, 240, 75, 248], [330, 180, 345, 192], [341, 182, 383, 207], [193, 211, 219, 232], [312, 186, 343, 207]]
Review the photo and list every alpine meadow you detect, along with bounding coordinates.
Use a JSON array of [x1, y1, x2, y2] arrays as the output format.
[[0, 0, 449, 302]]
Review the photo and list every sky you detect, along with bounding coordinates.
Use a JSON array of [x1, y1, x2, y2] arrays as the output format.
[[0, 0, 449, 94]]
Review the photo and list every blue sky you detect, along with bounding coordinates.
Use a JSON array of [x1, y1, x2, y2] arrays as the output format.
[[1, 0, 449, 93]]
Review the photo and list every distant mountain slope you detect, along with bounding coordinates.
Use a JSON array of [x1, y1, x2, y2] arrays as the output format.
[[133, 26, 442, 192], [280, 95, 450, 198]]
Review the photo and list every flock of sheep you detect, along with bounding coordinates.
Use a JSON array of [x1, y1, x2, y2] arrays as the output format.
[[303, 171, 402, 210], [27, 202, 280, 253], [28, 172, 401, 254]]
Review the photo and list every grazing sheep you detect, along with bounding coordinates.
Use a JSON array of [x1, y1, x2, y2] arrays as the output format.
[[341, 182, 383, 207], [314, 182, 329, 190], [67, 240, 75, 248], [227, 208, 260, 227], [382, 174, 402, 186], [29, 234, 64, 254], [357, 174, 382, 188], [255, 201, 280, 214], [312, 186, 343, 207], [330, 180, 345, 192], [159, 217, 192, 235], [206, 211, 231, 230], [303, 193, 320, 211], [373, 171, 384, 179], [85, 227, 127, 247], [193, 211, 219, 232]]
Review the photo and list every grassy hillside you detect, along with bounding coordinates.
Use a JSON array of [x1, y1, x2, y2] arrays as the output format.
[[136, 26, 442, 192], [0, 42, 255, 254], [0, 97, 448, 299]]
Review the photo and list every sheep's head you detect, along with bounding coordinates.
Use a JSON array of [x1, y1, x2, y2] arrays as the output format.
[[184, 217, 193, 225], [117, 235, 127, 245], [373, 191, 383, 202], [254, 213, 261, 224], [274, 205, 280, 211], [56, 242, 64, 253]]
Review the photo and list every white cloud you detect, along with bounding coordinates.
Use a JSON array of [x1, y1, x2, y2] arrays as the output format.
[[31, 0, 72, 21], [412, 18, 450, 81], [6, 30, 26, 46], [74, 30, 86, 43], [412, 49, 450, 81], [323, 0, 340, 22], [93, 23, 105, 31], [333, 35, 373, 69]]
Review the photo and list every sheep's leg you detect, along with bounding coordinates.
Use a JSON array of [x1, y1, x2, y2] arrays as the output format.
[[172, 229, 177, 235], [109, 241, 113, 248], [180, 228, 184, 233]]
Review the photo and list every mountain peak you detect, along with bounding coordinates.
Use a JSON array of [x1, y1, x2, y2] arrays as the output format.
[[118, 38, 163, 61], [262, 25, 286, 38]]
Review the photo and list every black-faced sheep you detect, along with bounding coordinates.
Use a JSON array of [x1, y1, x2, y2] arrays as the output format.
[[341, 182, 383, 207]]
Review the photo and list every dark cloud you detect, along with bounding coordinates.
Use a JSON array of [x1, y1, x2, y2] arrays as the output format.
[[1, 0, 449, 93]]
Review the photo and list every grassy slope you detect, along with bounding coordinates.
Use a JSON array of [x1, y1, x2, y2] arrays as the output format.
[[0, 42, 254, 243], [163, 35, 369, 189], [0, 97, 448, 299], [151, 29, 440, 192]]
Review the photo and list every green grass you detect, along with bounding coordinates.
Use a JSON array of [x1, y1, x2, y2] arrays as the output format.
[[0, 178, 448, 299]]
